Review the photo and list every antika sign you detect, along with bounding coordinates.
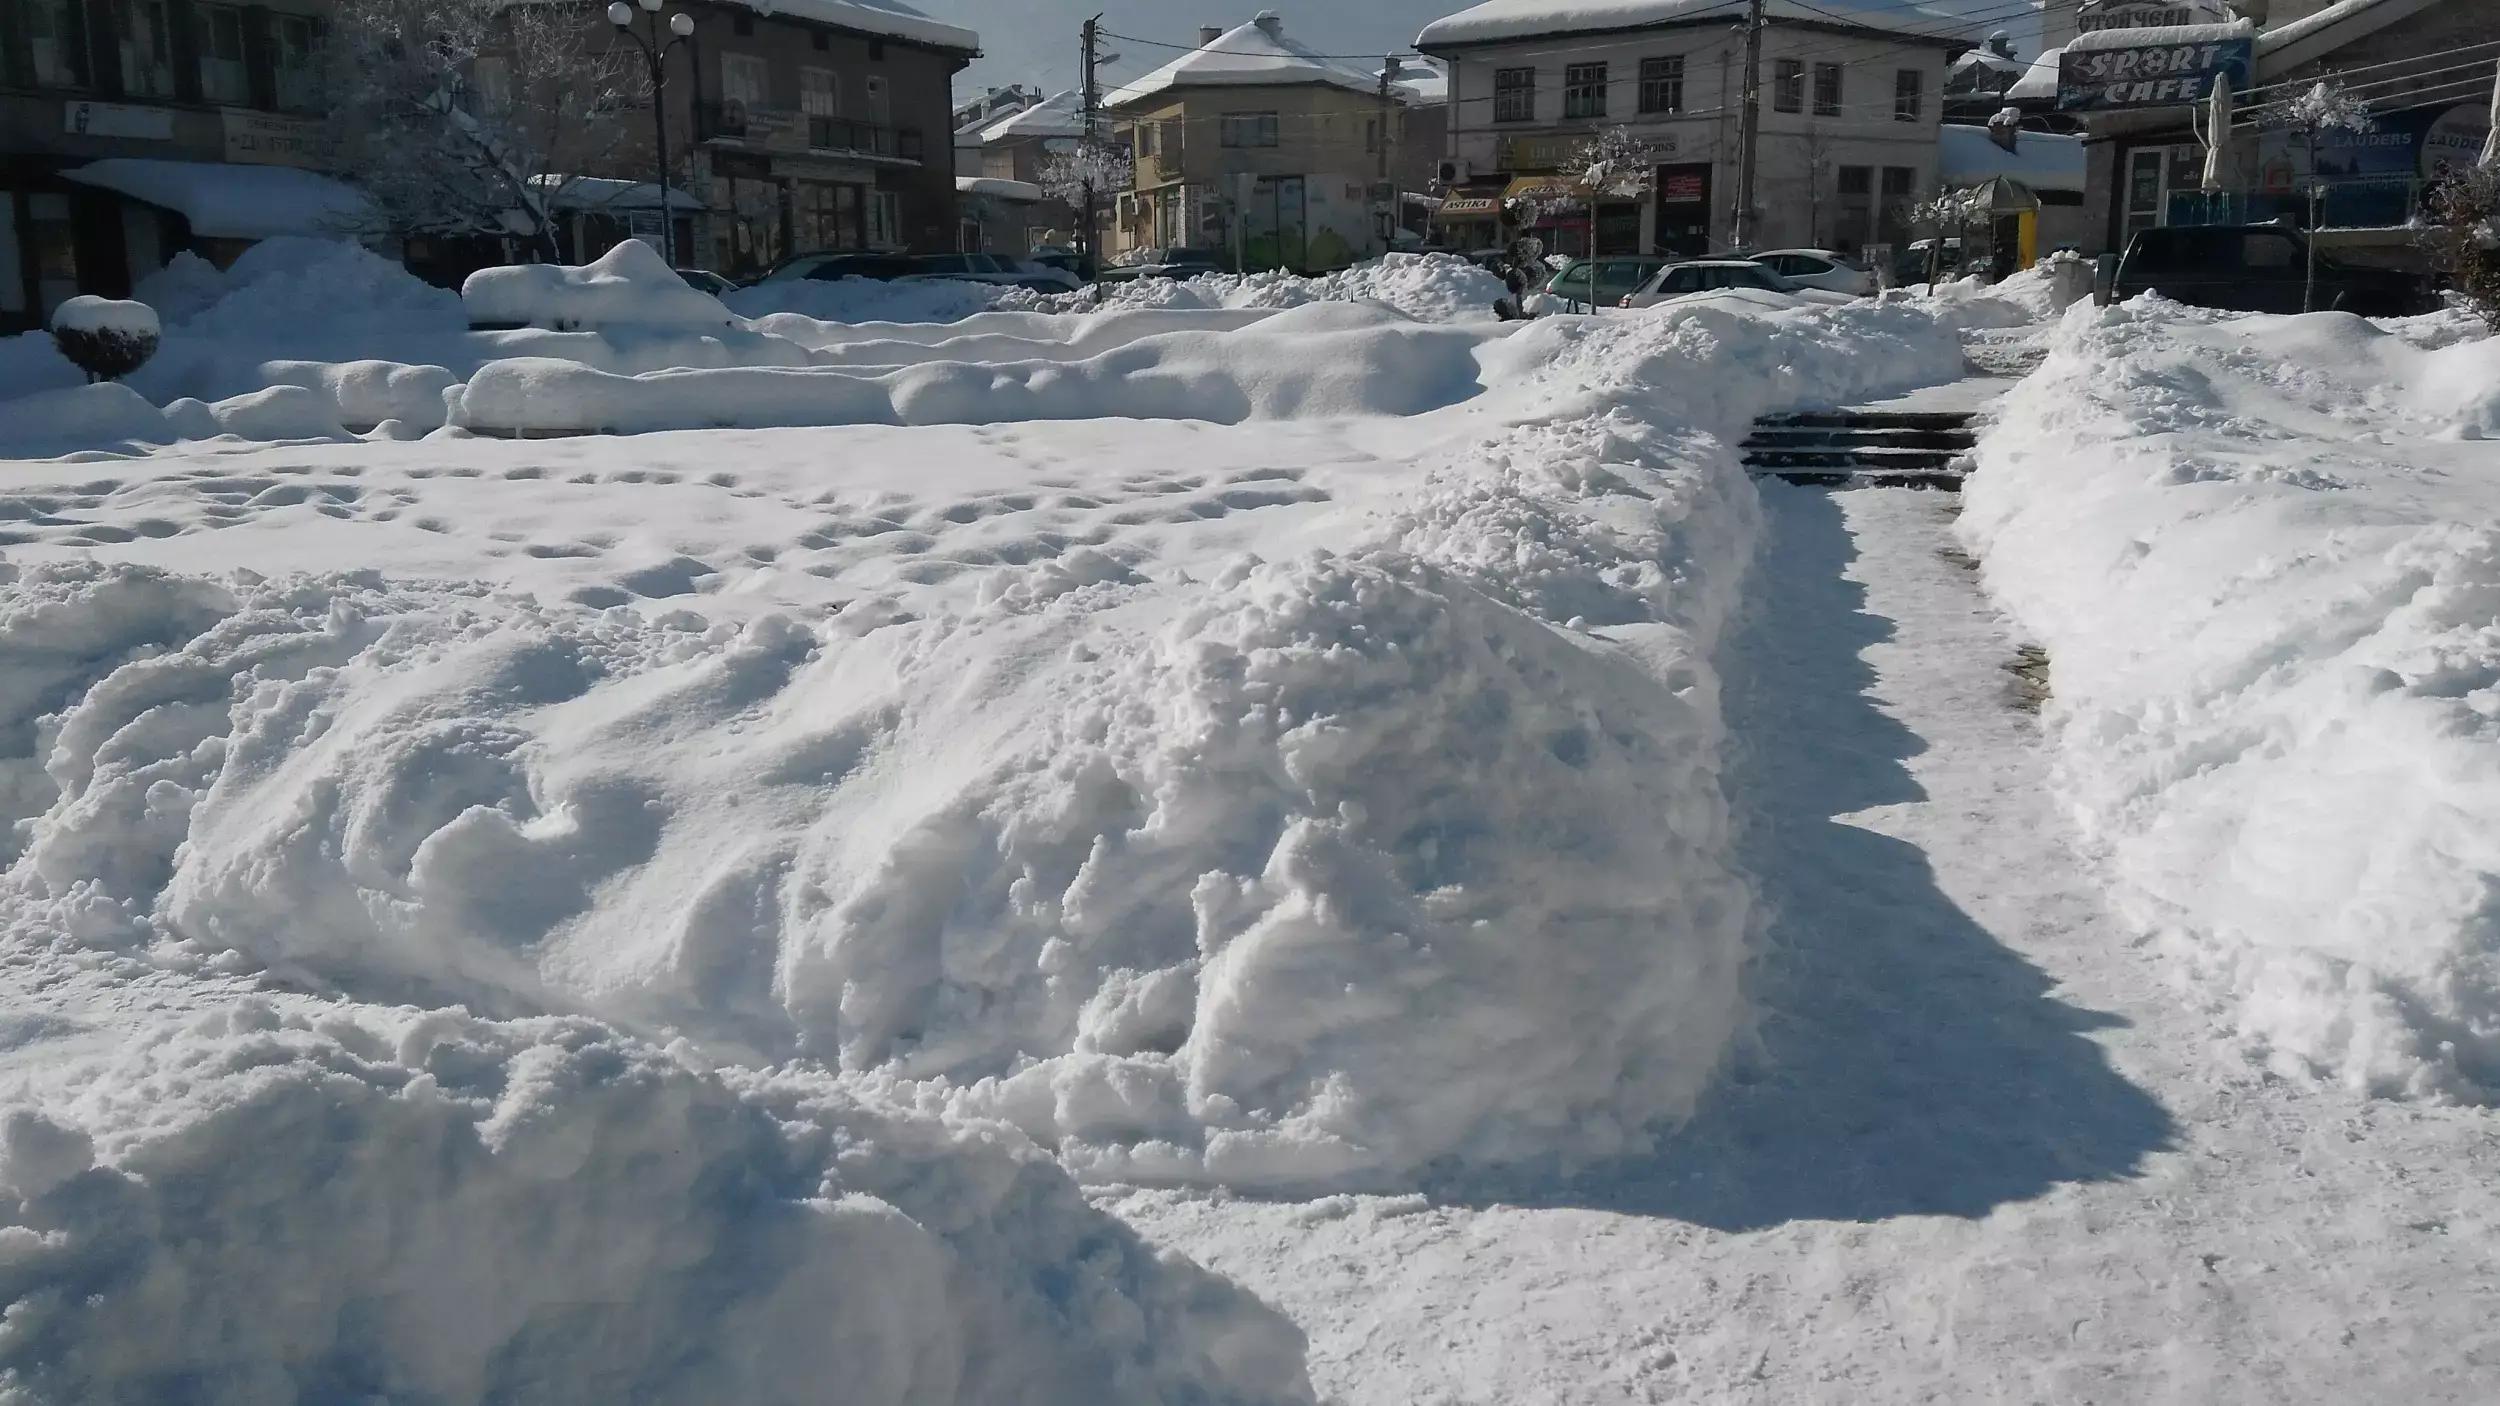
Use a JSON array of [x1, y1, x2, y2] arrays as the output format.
[[2057, 37, 2252, 110]]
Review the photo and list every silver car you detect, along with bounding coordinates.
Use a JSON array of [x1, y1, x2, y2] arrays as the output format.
[[1749, 248, 1876, 296]]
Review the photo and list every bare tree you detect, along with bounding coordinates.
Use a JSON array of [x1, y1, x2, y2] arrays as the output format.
[[2262, 79, 2374, 312], [324, 0, 637, 261], [2421, 162, 2500, 325]]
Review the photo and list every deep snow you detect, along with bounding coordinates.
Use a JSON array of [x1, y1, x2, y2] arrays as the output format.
[[1964, 298, 2500, 1100], [7, 253, 2499, 1401]]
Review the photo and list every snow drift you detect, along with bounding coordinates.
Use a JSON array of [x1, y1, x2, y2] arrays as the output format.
[[0, 996, 1312, 1405], [1963, 298, 2500, 1099], [0, 296, 1969, 1191]]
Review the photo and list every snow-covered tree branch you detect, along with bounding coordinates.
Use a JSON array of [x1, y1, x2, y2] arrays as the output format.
[[324, 0, 637, 259]]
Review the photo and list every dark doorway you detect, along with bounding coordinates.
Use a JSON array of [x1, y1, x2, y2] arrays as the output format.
[[1654, 162, 1713, 256]]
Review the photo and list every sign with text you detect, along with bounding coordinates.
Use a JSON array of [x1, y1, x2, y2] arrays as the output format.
[[64, 101, 174, 141], [223, 109, 323, 166], [2057, 37, 2251, 110], [1497, 131, 1676, 172]]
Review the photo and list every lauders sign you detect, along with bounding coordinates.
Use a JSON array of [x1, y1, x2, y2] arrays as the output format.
[[2057, 36, 2251, 110]]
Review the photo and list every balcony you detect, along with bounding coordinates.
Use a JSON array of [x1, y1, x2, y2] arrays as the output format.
[[695, 102, 922, 163]]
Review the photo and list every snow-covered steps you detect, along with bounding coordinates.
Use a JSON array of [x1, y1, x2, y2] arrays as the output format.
[[1741, 409, 1978, 490]]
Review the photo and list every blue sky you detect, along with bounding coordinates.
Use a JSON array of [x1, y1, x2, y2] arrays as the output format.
[[924, 1, 2042, 96]]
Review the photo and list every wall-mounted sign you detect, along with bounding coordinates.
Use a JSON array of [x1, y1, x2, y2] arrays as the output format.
[[223, 110, 323, 166], [2074, 0, 2230, 33], [64, 101, 174, 141], [2057, 37, 2251, 110], [1498, 131, 1676, 172], [1658, 169, 1708, 202]]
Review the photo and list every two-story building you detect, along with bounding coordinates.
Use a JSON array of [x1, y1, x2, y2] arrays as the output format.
[[591, 0, 977, 278], [963, 87, 1080, 254], [2050, 0, 2490, 265], [1, 0, 362, 330], [1104, 12, 1434, 271], [1417, 0, 1972, 261]]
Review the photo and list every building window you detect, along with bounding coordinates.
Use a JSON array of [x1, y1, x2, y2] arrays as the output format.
[[1364, 116, 1380, 154], [1137, 121, 1159, 157], [864, 73, 889, 123], [1812, 62, 1842, 117], [1880, 165, 1915, 246], [1773, 60, 1804, 114], [273, 13, 321, 111], [198, 4, 249, 104], [27, 0, 88, 89], [1836, 164, 1873, 256], [870, 190, 901, 247], [1493, 66, 1534, 123], [470, 55, 509, 116], [1894, 68, 1923, 122], [1638, 55, 1683, 114], [116, 0, 176, 98], [1219, 112, 1279, 148], [801, 68, 838, 116], [722, 53, 770, 109], [1563, 62, 1607, 120]]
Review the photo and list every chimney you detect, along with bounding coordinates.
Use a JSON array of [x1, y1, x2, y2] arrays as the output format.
[[1253, 10, 1283, 37], [1199, 25, 1222, 45]]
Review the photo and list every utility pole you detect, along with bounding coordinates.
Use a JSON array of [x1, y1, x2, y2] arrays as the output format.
[[1732, 0, 1765, 250], [1376, 55, 1401, 255], [1080, 13, 1102, 270]]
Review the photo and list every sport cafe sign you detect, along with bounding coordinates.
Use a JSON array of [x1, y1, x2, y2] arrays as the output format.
[[2057, 36, 2251, 110]]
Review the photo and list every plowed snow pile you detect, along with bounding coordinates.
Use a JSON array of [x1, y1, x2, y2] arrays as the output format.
[[0, 279, 1976, 1396], [1963, 299, 2500, 1099]]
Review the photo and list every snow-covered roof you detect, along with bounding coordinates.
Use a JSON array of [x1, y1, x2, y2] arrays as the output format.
[[1954, 48, 2024, 78], [956, 175, 1046, 202], [1105, 12, 1381, 108], [1386, 59, 1449, 104], [2006, 47, 2063, 101], [1938, 124, 2085, 192], [2259, 0, 2436, 64], [980, 89, 1084, 143], [2065, 19, 2254, 51], [716, 0, 977, 55], [1417, 0, 1977, 48], [61, 159, 374, 240]]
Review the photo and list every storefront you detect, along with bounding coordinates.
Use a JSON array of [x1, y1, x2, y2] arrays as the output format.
[[1432, 188, 1502, 251]]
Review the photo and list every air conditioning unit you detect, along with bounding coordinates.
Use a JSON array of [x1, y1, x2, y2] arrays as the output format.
[[1439, 158, 1470, 185]]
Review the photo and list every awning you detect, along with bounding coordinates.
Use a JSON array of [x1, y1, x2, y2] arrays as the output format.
[[956, 175, 1048, 203], [61, 159, 374, 240], [1503, 177, 1579, 204]]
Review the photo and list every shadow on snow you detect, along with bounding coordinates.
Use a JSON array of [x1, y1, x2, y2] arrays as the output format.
[[1428, 487, 2176, 1231]]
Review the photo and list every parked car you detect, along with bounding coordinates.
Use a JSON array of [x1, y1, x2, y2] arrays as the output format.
[[1749, 248, 1875, 296], [1026, 248, 1094, 280], [1098, 248, 1226, 283], [753, 252, 917, 284], [1621, 259, 1800, 307], [676, 269, 737, 297], [2104, 224, 2437, 316], [1531, 255, 1677, 313]]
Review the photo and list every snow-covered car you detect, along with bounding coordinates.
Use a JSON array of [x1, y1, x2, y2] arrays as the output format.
[[1749, 248, 1875, 296], [675, 269, 737, 297], [753, 252, 916, 284], [1528, 255, 1676, 314]]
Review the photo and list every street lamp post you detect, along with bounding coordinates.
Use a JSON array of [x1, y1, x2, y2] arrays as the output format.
[[607, 0, 696, 265]]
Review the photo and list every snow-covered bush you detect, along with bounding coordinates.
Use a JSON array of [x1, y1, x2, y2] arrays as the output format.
[[47, 296, 160, 382]]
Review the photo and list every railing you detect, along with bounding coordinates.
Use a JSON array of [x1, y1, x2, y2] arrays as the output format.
[[2166, 177, 2428, 232]]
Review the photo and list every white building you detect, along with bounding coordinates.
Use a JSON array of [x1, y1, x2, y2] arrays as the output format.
[[1416, 0, 1975, 260]]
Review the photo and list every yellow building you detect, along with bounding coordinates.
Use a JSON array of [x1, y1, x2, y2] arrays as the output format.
[[1103, 12, 1436, 270]]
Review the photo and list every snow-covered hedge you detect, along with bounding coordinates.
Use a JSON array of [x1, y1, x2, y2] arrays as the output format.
[[1963, 298, 2500, 1099]]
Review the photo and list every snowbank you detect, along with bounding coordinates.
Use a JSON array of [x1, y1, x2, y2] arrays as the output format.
[[0, 998, 1312, 1405], [1, 296, 1970, 1192], [725, 276, 1005, 325], [1963, 299, 2500, 1099], [447, 303, 1498, 434], [728, 255, 1510, 327], [464, 239, 737, 332]]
